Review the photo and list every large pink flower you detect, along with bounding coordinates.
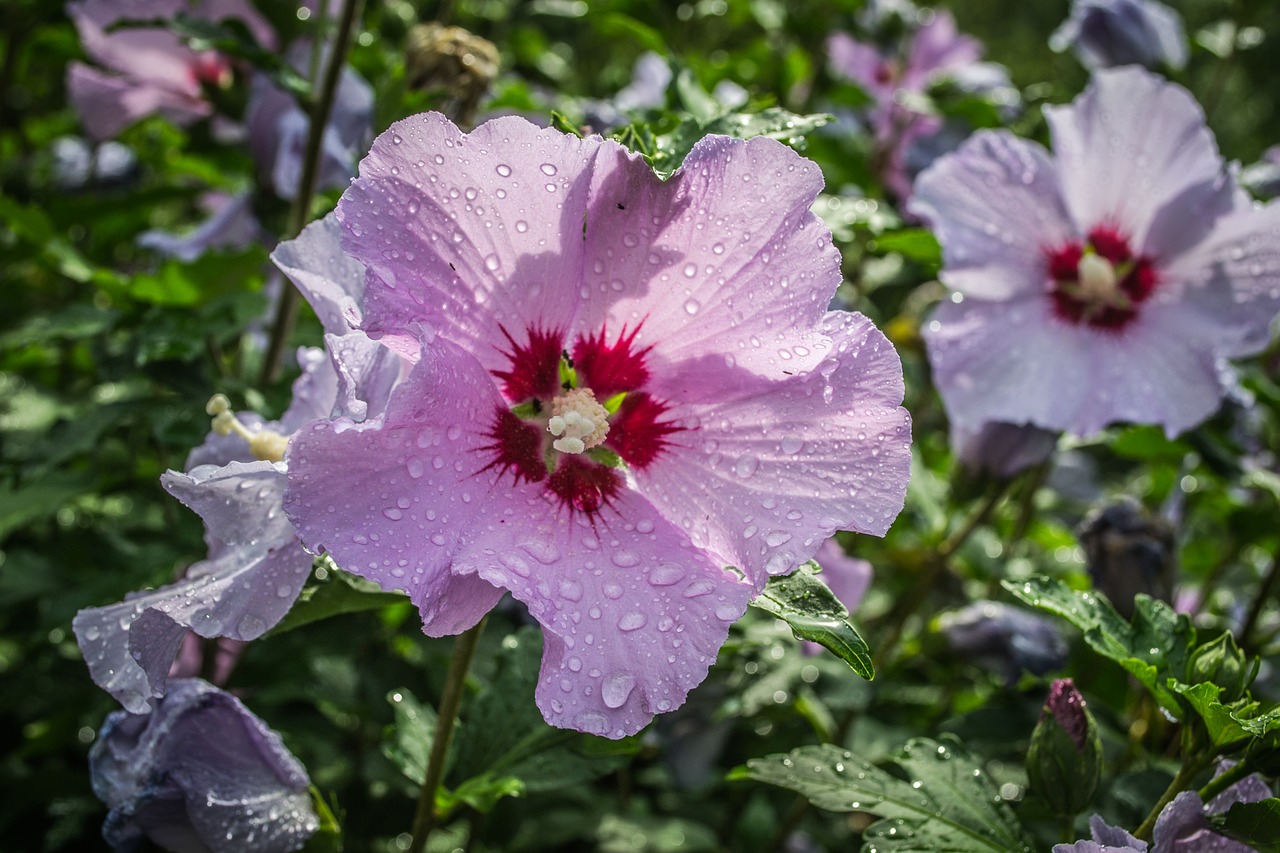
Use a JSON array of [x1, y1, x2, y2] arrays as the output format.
[[66, 0, 274, 139], [911, 67, 1280, 437], [283, 113, 911, 737]]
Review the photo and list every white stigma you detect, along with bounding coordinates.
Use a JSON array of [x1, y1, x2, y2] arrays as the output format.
[[206, 394, 290, 463], [547, 388, 610, 455], [1077, 253, 1118, 303]]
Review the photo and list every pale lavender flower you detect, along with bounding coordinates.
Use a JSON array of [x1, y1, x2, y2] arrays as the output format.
[[76, 216, 402, 713], [953, 421, 1058, 479], [283, 112, 912, 738], [244, 44, 374, 202], [66, 0, 274, 139], [1051, 0, 1188, 71], [90, 678, 317, 853], [937, 601, 1068, 683], [138, 191, 264, 262], [827, 10, 1009, 201], [1055, 760, 1272, 852], [912, 68, 1280, 437]]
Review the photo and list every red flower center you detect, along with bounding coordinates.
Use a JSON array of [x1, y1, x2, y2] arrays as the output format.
[[1044, 226, 1158, 331], [481, 324, 681, 515]]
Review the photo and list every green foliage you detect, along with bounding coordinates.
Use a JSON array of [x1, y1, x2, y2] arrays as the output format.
[[751, 561, 874, 679], [1208, 799, 1280, 853], [734, 738, 1032, 852]]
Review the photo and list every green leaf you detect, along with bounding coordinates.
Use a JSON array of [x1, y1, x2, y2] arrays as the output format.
[[597, 814, 718, 853], [382, 688, 436, 785], [128, 248, 267, 307], [870, 228, 942, 266], [1167, 681, 1252, 748], [1003, 576, 1195, 717], [751, 561, 874, 680], [733, 738, 1032, 853], [0, 472, 93, 542], [652, 108, 831, 177], [1208, 799, 1280, 853], [266, 566, 408, 637]]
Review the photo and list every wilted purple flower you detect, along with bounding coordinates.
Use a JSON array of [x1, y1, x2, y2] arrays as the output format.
[[76, 217, 402, 712], [90, 678, 317, 853], [827, 9, 1009, 201], [1055, 760, 1272, 852], [66, 0, 274, 139], [954, 420, 1058, 479], [1051, 0, 1188, 71], [244, 44, 374, 202], [913, 68, 1280, 437], [283, 112, 912, 738], [937, 601, 1068, 683]]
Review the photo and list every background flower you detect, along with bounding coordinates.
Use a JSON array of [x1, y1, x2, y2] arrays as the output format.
[[1050, 0, 1188, 71]]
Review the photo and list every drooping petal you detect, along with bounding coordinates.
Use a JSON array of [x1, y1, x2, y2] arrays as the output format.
[[1044, 67, 1232, 253], [634, 312, 910, 589], [74, 463, 313, 711], [90, 679, 316, 853], [909, 130, 1075, 299], [457, 493, 751, 738], [577, 133, 842, 380], [338, 113, 607, 361], [283, 335, 517, 636]]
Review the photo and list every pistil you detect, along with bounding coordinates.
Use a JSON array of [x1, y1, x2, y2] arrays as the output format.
[[206, 394, 290, 463]]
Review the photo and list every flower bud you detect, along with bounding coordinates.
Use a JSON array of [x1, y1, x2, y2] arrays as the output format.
[[405, 23, 500, 127], [1027, 679, 1102, 818], [1078, 497, 1174, 620], [1186, 632, 1252, 703]]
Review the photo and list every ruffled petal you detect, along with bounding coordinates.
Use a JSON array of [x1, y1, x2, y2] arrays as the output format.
[[635, 312, 910, 589], [338, 113, 613, 361], [283, 336, 519, 636], [578, 133, 841, 380], [909, 130, 1075, 299], [925, 295, 1227, 436], [459, 493, 751, 738], [271, 213, 368, 336], [1044, 67, 1231, 252], [1159, 200, 1280, 357]]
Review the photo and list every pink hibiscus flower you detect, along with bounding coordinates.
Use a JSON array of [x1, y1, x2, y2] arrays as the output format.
[[911, 67, 1280, 437], [283, 113, 912, 737], [66, 0, 274, 139]]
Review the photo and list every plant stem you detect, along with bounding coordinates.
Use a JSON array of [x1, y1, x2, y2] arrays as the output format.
[[1196, 756, 1253, 805], [259, 0, 364, 385], [1239, 541, 1280, 655], [1133, 756, 1210, 841], [407, 618, 487, 853], [872, 477, 1016, 671]]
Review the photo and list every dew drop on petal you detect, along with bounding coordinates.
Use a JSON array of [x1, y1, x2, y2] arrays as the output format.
[[617, 612, 647, 631], [601, 673, 636, 708]]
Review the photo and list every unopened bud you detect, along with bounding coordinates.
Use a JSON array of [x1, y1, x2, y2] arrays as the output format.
[[1187, 632, 1252, 704], [1027, 679, 1101, 818], [1078, 497, 1174, 620], [405, 23, 500, 127]]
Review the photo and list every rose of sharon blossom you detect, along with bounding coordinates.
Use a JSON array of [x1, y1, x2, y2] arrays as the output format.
[[75, 221, 402, 713], [912, 68, 1280, 437], [90, 679, 317, 853], [827, 10, 1011, 201], [1051, 0, 1188, 71], [284, 113, 912, 738], [66, 0, 273, 140]]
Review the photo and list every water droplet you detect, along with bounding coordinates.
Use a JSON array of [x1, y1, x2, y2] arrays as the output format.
[[496, 163, 512, 177], [383, 508, 403, 521], [602, 673, 636, 708], [540, 163, 558, 176], [611, 550, 640, 568], [649, 563, 684, 586], [734, 456, 759, 478], [618, 612, 647, 631], [683, 299, 701, 315]]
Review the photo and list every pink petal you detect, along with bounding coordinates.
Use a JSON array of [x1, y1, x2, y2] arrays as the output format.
[[1044, 67, 1231, 253], [459, 493, 752, 738], [67, 62, 207, 140], [271, 213, 368, 335], [283, 335, 520, 636], [337, 113, 610, 363], [577, 133, 841, 381], [910, 130, 1075, 299], [635, 312, 911, 589]]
